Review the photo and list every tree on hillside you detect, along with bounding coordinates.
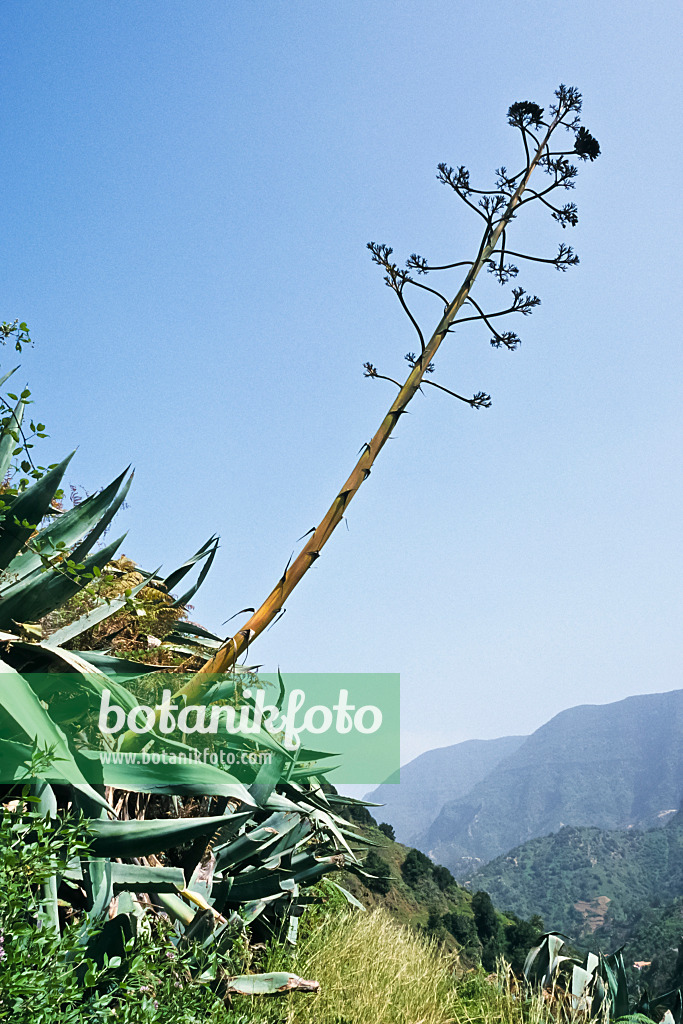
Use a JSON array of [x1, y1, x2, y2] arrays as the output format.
[[472, 890, 505, 969], [402, 848, 434, 887], [378, 822, 396, 841]]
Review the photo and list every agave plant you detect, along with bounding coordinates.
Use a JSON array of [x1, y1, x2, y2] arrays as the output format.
[[524, 932, 683, 1023], [0, 403, 373, 999]]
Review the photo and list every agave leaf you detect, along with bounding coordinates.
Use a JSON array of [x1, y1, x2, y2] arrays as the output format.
[[328, 879, 365, 910], [47, 692, 91, 724], [159, 643, 211, 659], [223, 876, 294, 903], [606, 947, 630, 1020], [325, 792, 383, 809], [601, 958, 620, 1008], [4, 469, 131, 583], [226, 853, 342, 903], [69, 477, 131, 565], [0, 737, 41, 782], [162, 536, 217, 592], [162, 634, 223, 651], [290, 853, 343, 888], [169, 621, 225, 643], [214, 824, 286, 873], [200, 679, 237, 703], [45, 569, 157, 647], [0, 367, 19, 390], [108, 862, 186, 893], [26, 646, 141, 715], [264, 791, 315, 814], [89, 812, 246, 858], [85, 858, 114, 923], [583, 951, 599, 974], [153, 891, 196, 927], [66, 650, 161, 684], [81, 914, 135, 973], [571, 964, 594, 1006], [0, 453, 74, 571], [78, 749, 255, 802], [266, 817, 312, 859], [223, 972, 319, 995], [0, 532, 126, 628], [0, 395, 25, 486], [239, 899, 269, 924], [0, 659, 109, 808], [524, 933, 556, 983], [34, 780, 60, 933], [172, 537, 219, 608], [249, 751, 286, 807]]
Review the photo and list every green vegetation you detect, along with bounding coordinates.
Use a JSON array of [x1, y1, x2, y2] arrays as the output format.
[[524, 932, 683, 1024], [0, 804, 251, 1023], [249, 908, 551, 1024], [0, 320, 379, 1015], [0, 82, 607, 1020], [470, 822, 683, 964], [329, 807, 544, 971]]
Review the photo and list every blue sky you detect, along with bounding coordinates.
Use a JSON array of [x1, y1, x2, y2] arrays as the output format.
[[3, 1, 681, 768]]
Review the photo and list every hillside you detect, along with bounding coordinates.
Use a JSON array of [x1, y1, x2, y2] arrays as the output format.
[[334, 800, 543, 971], [418, 689, 683, 877], [468, 820, 683, 939], [468, 817, 683, 991], [365, 735, 527, 844]]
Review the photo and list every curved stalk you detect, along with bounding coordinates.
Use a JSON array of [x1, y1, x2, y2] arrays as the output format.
[[121, 108, 565, 749]]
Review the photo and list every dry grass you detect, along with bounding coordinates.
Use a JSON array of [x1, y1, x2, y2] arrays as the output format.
[[238, 908, 576, 1024]]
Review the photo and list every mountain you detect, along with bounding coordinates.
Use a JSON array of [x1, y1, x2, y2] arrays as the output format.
[[418, 689, 683, 877], [468, 817, 683, 991], [468, 820, 683, 941], [365, 735, 527, 845]]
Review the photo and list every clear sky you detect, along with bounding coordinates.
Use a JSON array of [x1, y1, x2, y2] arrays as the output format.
[[3, 1, 681, 770]]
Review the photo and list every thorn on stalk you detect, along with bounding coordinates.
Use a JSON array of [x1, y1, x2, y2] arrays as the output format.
[[279, 552, 294, 585], [222, 607, 256, 625], [267, 610, 286, 632], [297, 527, 316, 542]]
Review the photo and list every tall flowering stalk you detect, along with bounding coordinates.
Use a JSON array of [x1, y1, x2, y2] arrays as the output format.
[[125, 85, 600, 734]]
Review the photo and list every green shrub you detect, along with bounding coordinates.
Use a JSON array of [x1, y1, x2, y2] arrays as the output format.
[[0, 807, 248, 1024], [363, 851, 392, 895], [401, 848, 433, 887], [377, 822, 395, 841], [432, 864, 456, 891]]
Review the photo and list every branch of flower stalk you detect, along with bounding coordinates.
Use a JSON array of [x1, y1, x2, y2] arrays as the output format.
[[120, 108, 565, 750]]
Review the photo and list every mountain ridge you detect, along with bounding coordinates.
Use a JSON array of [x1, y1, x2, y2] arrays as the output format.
[[365, 735, 527, 845], [415, 688, 683, 876]]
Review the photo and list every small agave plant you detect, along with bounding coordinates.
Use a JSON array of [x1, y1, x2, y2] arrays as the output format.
[[0, 372, 375, 999], [524, 932, 683, 1024]]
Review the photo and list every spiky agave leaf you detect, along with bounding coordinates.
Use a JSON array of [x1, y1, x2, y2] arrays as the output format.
[[0, 532, 127, 629], [0, 393, 25, 485], [3, 468, 131, 585], [0, 453, 74, 570]]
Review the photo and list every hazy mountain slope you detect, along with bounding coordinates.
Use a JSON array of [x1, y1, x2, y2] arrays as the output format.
[[419, 689, 683, 877], [365, 736, 527, 844], [468, 821, 683, 940]]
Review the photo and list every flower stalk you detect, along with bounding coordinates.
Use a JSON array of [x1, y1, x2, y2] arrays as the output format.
[[120, 85, 598, 746]]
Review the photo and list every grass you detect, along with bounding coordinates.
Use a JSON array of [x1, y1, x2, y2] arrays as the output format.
[[235, 908, 565, 1024]]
